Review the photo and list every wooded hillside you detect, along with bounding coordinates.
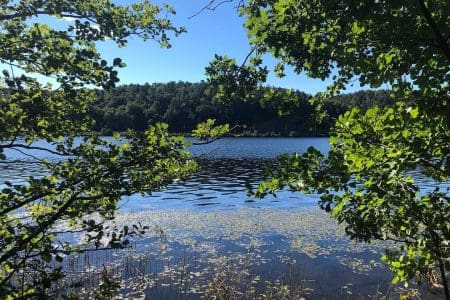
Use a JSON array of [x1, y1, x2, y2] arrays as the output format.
[[90, 82, 393, 136]]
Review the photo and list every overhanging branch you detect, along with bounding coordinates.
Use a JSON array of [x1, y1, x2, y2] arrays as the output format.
[[416, 0, 450, 62]]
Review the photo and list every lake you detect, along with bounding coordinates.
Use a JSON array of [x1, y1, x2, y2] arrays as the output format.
[[121, 137, 329, 212], [1, 137, 444, 299]]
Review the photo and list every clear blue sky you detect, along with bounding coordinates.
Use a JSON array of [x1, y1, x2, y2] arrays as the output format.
[[19, 1, 377, 95], [95, 0, 346, 95]]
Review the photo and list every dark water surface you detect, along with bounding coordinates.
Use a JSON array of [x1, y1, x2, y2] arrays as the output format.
[[2, 137, 447, 298], [121, 157, 321, 212], [1, 137, 330, 210], [123, 137, 328, 211]]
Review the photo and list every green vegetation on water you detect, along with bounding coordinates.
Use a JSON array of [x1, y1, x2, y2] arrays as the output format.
[[52, 208, 401, 299]]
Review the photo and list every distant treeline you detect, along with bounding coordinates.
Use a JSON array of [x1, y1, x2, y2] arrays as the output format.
[[90, 82, 394, 136]]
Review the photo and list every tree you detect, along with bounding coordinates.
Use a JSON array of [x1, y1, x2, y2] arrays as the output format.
[[91, 81, 391, 136], [0, 1, 198, 298], [206, 0, 450, 297]]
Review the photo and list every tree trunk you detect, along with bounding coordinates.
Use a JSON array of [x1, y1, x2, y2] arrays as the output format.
[[437, 255, 450, 300]]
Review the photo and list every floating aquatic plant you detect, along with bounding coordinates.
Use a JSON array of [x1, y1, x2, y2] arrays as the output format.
[[45, 207, 409, 299]]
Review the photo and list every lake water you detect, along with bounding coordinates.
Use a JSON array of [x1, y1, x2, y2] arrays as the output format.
[[1, 137, 330, 211], [1, 137, 445, 298], [122, 137, 330, 212]]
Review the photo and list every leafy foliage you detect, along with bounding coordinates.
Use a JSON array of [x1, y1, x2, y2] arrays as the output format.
[[192, 119, 230, 141], [0, 1, 196, 298], [208, 0, 450, 297]]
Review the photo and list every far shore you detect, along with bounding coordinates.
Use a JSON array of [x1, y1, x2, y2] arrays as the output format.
[[94, 130, 329, 138]]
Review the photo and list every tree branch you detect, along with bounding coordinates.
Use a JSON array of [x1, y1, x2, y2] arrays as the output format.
[[416, 0, 450, 62], [188, 0, 235, 19], [0, 11, 91, 22], [0, 144, 69, 157], [191, 124, 243, 145]]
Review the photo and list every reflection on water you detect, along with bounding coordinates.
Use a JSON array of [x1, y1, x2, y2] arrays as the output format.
[[2, 137, 448, 299], [0, 160, 42, 184], [0, 137, 329, 210], [121, 158, 320, 211], [62, 208, 398, 299], [188, 137, 330, 159], [1, 137, 446, 211]]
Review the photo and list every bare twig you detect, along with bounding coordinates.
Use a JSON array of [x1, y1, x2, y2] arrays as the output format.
[[188, 0, 241, 19]]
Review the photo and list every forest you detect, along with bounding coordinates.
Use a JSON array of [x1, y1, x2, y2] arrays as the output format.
[[1, 0, 448, 298], [90, 81, 394, 136]]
